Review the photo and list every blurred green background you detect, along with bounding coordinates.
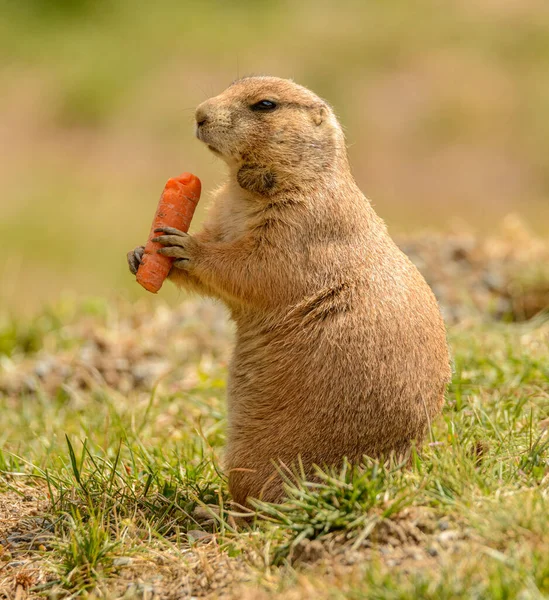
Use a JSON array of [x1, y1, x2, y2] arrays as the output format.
[[1, 0, 549, 313]]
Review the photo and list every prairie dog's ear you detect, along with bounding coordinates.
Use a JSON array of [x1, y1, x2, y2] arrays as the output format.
[[312, 105, 327, 126]]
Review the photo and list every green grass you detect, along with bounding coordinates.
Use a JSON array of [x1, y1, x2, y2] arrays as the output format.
[[53, 509, 121, 593], [1, 299, 549, 597]]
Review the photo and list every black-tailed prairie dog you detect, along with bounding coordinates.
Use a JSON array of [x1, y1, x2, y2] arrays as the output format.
[[127, 76, 451, 507]]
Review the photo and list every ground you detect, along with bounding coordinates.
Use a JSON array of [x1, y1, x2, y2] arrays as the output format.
[[1, 230, 549, 599]]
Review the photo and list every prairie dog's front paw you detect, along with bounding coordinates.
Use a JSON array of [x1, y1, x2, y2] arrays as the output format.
[[152, 227, 200, 270], [127, 245, 145, 275]]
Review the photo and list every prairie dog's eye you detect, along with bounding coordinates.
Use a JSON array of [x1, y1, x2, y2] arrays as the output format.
[[250, 100, 277, 112]]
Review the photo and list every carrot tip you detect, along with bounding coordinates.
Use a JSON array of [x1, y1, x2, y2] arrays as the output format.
[[176, 172, 193, 183], [165, 173, 197, 192]]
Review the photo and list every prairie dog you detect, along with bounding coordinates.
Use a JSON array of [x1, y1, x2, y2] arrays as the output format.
[[127, 76, 451, 507]]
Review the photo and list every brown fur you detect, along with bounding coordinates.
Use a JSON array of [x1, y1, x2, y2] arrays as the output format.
[[130, 76, 451, 507]]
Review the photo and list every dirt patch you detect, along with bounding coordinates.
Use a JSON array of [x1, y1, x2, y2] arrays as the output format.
[[0, 482, 51, 598]]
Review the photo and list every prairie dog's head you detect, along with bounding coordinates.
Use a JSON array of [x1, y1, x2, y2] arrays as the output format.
[[194, 76, 347, 196]]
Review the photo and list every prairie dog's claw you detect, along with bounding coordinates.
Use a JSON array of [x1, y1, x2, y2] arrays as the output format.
[[154, 226, 187, 236], [151, 234, 190, 247]]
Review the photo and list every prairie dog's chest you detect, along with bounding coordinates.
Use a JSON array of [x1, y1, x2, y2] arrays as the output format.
[[204, 184, 256, 242]]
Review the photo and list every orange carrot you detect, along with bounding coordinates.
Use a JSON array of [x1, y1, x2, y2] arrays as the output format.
[[136, 172, 201, 293]]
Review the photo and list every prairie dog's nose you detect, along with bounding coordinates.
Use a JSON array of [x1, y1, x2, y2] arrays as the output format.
[[195, 104, 210, 127]]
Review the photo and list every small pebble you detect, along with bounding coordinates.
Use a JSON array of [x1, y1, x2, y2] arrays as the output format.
[[7, 561, 28, 568], [124, 582, 155, 599], [187, 530, 213, 542], [436, 530, 461, 547]]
